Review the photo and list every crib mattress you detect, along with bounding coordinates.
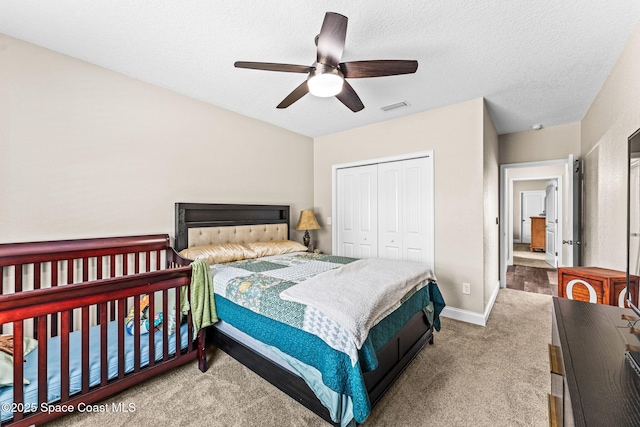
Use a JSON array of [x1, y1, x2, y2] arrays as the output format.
[[0, 321, 189, 421]]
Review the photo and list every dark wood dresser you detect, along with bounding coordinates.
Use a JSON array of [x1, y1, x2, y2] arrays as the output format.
[[550, 297, 640, 426]]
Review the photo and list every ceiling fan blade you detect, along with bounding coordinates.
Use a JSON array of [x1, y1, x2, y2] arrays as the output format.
[[316, 12, 348, 67], [277, 81, 309, 109], [234, 61, 313, 74], [340, 60, 419, 78], [335, 81, 364, 112]]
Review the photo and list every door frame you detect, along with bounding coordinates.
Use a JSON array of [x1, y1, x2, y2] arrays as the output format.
[[331, 150, 435, 271], [499, 156, 574, 288], [514, 176, 562, 267]]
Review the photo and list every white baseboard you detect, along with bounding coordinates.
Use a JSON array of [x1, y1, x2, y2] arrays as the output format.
[[485, 281, 500, 321], [440, 282, 500, 327], [440, 306, 486, 326]]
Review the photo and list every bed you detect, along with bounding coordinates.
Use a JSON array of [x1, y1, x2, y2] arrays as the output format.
[[175, 203, 445, 426], [0, 234, 205, 427]]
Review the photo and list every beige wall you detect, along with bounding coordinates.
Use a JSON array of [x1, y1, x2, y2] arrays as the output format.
[[314, 98, 490, 315], [0, 35, 314, 244], [580, 24, 640, 270], [499, 122, 581, 165]]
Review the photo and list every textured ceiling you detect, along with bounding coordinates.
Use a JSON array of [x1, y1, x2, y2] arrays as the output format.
[[1, 1, 639, 138]]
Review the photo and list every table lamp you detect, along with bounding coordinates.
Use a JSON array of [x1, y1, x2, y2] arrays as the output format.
[[295, 210, 321, 248]]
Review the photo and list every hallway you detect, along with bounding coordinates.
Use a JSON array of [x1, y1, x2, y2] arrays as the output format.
[[506, 264, 558, 296], [507, 243, 558, 295]]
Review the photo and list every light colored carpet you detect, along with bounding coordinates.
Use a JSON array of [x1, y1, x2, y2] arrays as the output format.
[[45, 289, 551, 427], [514, 243, 546, 261], [513, 256, 556, 270], [513, 243, 555, 270]]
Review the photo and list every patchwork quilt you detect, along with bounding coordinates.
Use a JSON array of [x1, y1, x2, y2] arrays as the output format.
[[210, 252, 444, 423]]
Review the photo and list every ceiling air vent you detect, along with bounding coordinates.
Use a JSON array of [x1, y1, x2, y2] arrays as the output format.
[[381, 101, 410, 112]]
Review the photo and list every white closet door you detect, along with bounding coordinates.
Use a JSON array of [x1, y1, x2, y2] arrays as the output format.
[[378, 161, 403, 260], [336, 155, 432, 264], [402, 157, 431, 263], [378, 157, 430, 263], [336, 164, 378, 258]]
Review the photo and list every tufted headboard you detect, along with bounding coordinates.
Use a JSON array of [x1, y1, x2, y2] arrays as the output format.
[[174, 203, 290, 251]]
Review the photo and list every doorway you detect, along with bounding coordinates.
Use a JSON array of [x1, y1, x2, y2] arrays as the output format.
[[499, 157, 577, 295], [510, 179, 559, 295]]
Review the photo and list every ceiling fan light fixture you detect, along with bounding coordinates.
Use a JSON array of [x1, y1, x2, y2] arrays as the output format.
[[234, 13, 417, 111], [308, 71, 344, 97]]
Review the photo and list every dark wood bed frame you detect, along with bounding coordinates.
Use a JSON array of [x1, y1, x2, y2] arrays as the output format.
[[175, 203, 434, 425]]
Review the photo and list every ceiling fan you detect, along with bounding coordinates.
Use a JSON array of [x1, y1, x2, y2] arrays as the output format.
[[234, 12, 418, 112]]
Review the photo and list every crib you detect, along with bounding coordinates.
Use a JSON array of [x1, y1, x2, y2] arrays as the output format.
[[0, 234, 204, 426]]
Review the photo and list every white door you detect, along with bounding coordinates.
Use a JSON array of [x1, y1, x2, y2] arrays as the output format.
[[630, 159, 640, 276], [336, 165, 378, 258], [521, 191, 545, 243], [378, 161, 402, 260], [401, 157, 431, 263], [545, 180, 558, 267], [377, 157, 431, 263]]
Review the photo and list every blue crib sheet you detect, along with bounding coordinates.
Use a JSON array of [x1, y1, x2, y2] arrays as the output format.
[[0, 321, 189, 421]]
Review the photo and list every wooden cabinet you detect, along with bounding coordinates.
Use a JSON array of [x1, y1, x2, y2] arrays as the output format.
[[530, 216, 546, 252], [550, 297, 640, 426], [558, 266, 639, 307]]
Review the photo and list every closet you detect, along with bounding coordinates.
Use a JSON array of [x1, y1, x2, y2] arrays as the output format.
[[335, 155, 433, 264]]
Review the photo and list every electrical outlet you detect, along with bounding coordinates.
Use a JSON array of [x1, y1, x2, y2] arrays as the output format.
[[462, 282, 471, 294], [326, 217, 332, 225]]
